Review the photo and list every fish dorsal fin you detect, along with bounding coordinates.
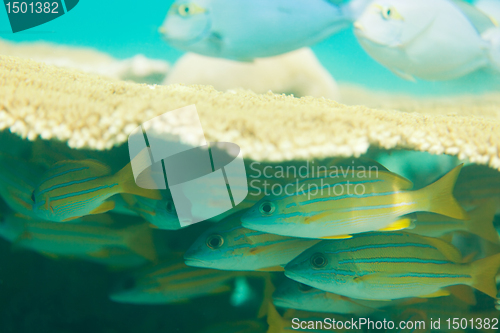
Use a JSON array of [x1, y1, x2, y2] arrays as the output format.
[[451, 0, 497, 34]]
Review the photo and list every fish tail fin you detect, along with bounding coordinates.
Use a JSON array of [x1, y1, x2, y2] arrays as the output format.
[[123, 224, 158, 262], [464, 200, 499, 244], [470, 253, 500, 298], [116, 163, 162, 200], [266, 302, 284, 333], [416, 164, 469, 220]]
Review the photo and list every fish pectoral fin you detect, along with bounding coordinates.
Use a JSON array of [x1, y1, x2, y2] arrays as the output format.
[[304, 212, 330, 224], [321, 234, 353, 240], [417, 289, 450, 298], [249, 246, 267, 255], [353, 273, 385, 283], [89, 200, 116, 215], [378, 218, 412, 231], [256, 265, 285, 272]]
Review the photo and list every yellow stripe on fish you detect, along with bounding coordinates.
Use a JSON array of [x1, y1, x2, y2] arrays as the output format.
[[32, 159, 161, 222], [242, 164, 468, 239], [284, 232, 500, 301], [184, 213, 319, 271]]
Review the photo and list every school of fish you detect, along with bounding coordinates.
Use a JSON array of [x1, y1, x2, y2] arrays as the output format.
[[1, 146, 499, 332]]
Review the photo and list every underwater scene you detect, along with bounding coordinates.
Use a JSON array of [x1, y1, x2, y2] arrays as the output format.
[[1, 0, 500, 332]]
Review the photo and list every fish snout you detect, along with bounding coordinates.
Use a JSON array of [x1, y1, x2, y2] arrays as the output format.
[[184, 257, 212, 268], [158, 26, 167, 35], [353, 22, 364, 32]]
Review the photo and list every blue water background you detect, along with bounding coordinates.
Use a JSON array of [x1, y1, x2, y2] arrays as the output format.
[[1, 0, 499, 95]]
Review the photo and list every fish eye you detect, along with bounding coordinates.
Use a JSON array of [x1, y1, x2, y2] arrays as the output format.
[[206, 234, 224, 249], [165, 200, 176, 214], [31, 191, 35, 203], [310, 253, 328, 269], [177, 3, 205, 17], [298, 283, 313, 292], [178, 4, 190, 16], [259, 201, 276, 215], [382, 6, 402, 20]]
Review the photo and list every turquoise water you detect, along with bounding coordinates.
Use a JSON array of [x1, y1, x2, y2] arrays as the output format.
[[1, 2, 500, 333], [1, 0, 500, 95]]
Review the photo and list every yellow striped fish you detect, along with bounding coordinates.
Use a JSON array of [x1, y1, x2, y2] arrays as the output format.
[[408, 200, 499, 244], [272, 278, 412, 315], [0, 213, 157, 262], [109, 258, 244, 304], [32, 159, 161, 222], [454, 164, 500, 213], [284, 232, 500, 300], [241, 165, 468, 239], [0, 153, 44, 217], [184, 213, 319, 271]]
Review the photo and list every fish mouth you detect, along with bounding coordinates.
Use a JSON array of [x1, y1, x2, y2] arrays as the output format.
[[353, 22, 364, 32], [240, 216, 270, 231], [284, 269, 311, 286], [162, 15, 213, 47], [272, 297, 295, 308], [184, 257, 212, 268]]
